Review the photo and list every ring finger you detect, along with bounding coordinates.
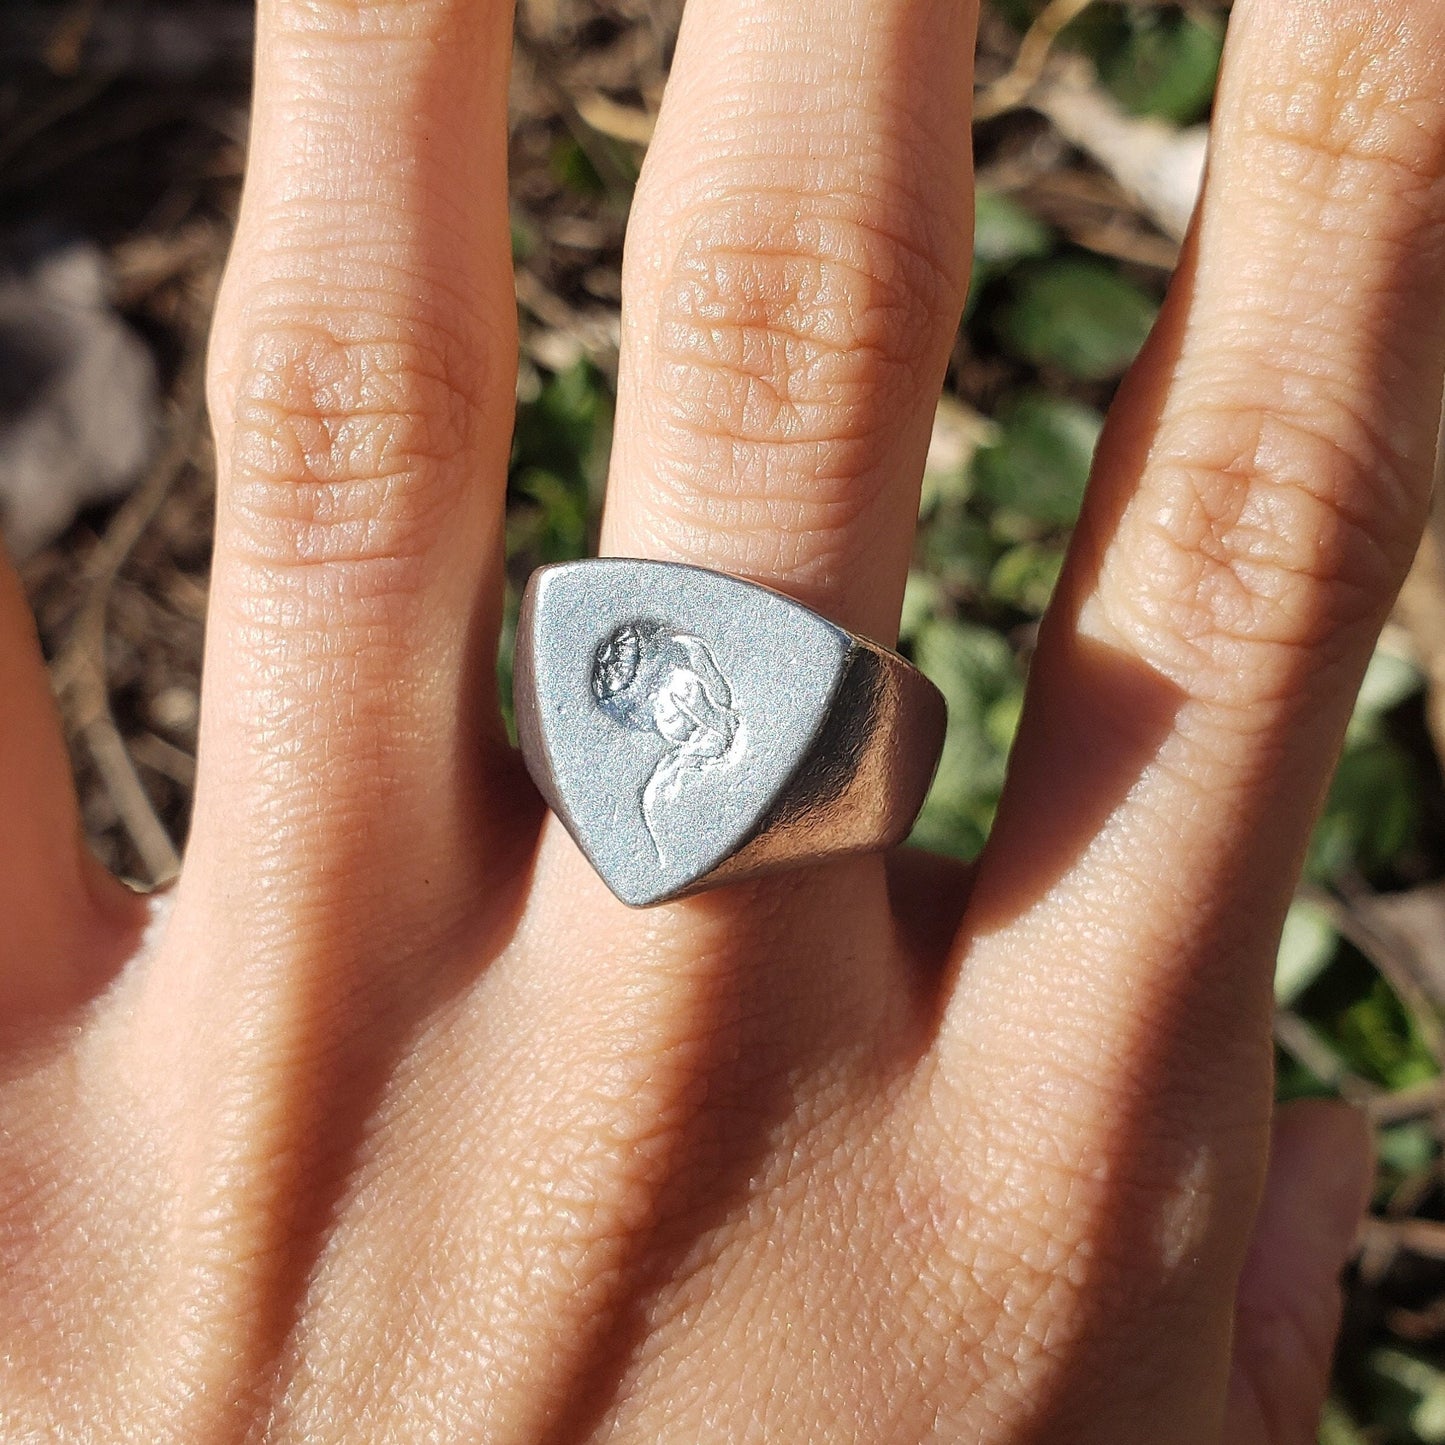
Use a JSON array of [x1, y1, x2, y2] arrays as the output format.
[[526, 0, 977, 946], [520, 0, 980, 1064], [603, 0, 977, 640]]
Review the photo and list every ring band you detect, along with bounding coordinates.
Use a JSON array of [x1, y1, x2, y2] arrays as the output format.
[[514, 559, 947, 907]]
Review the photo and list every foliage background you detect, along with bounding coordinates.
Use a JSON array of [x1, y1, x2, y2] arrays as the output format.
[[4, 0, 1444, 1436]]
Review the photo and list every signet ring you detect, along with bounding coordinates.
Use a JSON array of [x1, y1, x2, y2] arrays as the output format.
[[513, 559, 947, 908]]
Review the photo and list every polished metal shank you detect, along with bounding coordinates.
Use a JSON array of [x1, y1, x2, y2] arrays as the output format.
[[513, 559, 947, 907]]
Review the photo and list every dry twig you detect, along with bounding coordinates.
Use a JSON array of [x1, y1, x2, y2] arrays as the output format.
[[1273, 1009, 1380, 1106], [575, 92, 655, 147], [1367, 1076, 1445, 1127], [1301, 882, 1445, 1067], [52, 348, 208, 885], [975, 0, 1100, 121], [1361, 1216, 1445, 1263]]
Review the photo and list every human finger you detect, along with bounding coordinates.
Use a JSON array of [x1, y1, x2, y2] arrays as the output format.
[[950, 0, 1445, 1096], [1226, 1101, 1373, 1445], [476, 15, 982, 1412], [933, 0, 1445, 1414], [520, 0, 978, 1087], [598, 0, 977, 643], [176, 0, 523, 966]]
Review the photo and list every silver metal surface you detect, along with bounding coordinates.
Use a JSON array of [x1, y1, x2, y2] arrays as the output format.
[[514, 559, 947, 907]]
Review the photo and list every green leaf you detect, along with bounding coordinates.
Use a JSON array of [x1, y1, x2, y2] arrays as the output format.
[[911, 620, 1024, 860], [1275, 898, 1338, 1007], [920, 396, 996, 514], [1376, 1122, 1439, 1178], [965, 192, 1057, 319], [1100, 10, 1224, 125], [1338, 979, 1438, 1092], [1368, 1349, 1445, 1442], [987, 0, 1045, 32], [973, 190, 1054, 269], [1307, 737, 1418, 881], [497, 582, 521, 743], [915, 619, 1019, 719], [988, 542, 1065, 616], [995, 257, 1158, 381], [508, 361, 613, 566], [921, 507, 1003, 596], [984, 689, 1024, 754], [1305, 644, 1423, 881], [898, 570, 943, 645], [550, 136, 607, 198], [1349, 645, 1424, 743], [968, 191, 1055, 317], [510, 214, 538, 262], [510, 467, 591, 562], [972, 392, 1103, 529], [990, 3, 1221, 125]]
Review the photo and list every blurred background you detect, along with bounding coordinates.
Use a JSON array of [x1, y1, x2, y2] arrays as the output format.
[[2, 0, 1443, 1436]]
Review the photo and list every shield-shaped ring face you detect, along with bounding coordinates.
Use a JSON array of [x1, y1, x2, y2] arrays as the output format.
[[513, 559, 947, 908]]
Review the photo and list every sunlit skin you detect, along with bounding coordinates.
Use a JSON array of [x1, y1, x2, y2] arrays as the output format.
[[2, 0, 1444, 1439]]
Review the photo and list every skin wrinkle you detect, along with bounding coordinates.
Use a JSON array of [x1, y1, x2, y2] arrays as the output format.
[[629, 506, 868, 607], [230, 258, 495, 346], [251, 194, 488, 260], [626, 197, 951, 597], [1114, 9, 1445, 702], [6, 0, 1445, 1436], [656, 14, 964, 230], [220, 349, 487, 584], [640, 446, 890, 531], [648, 185, 962, 299], [1088, 388, 1423, 690], [1180, 300, 1442, 480], [270, 0, 461, 35], [1179, 279, 1440, 443], [602, 0, 974, 642], [649, 215, 948, 428], [1098, 127, 1439, 673], [231, 328, 482, 457]]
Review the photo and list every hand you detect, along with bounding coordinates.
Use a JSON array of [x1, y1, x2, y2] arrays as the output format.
[[4, 0, 1444, 1438]]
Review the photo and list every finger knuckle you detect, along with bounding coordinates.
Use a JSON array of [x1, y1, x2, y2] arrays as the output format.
[[1248, 0, 1445, 212], [635, 195, 959, 569], [1097, 398, 1426, 700], [219, 317, 486, 572]]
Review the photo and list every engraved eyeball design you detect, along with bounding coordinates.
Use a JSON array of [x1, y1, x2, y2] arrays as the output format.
[[590, 620, 748, 862], [590, 623, 738, 746], [591, 621, 666, 731]]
